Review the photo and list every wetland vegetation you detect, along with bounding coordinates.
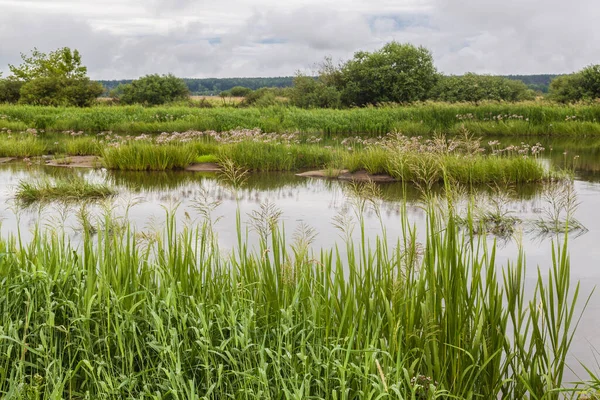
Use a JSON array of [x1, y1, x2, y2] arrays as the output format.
[[0, 41, 600, 399]]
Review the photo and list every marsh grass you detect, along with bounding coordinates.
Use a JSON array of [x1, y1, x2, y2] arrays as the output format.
[[3, 102, 600, 135], [101, 141, 196, 170], [0, 185, 591, 398], [15, 176, 116, 204], [0, 135, 46, 157]]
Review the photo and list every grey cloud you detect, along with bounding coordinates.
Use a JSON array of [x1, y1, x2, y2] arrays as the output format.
[[1, 0, 598, 79]]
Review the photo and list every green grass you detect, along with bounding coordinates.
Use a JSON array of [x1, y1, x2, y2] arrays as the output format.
[[219, 142, 336, 171], [0, 193, 589, 398], [15, 176, 116, 204], [2, 102, 600, 135], [101, 141, 197, 170], [195, 153, 219, 163], [0, 135, 46, 157]]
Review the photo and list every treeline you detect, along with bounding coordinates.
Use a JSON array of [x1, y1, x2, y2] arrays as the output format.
[[98, 77, 294, 95], [502, 75, 559, 93], [1, 44, 599, 108], [97, 75, 556, 96]]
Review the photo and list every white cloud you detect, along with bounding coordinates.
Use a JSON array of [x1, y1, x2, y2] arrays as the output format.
[[0, 0, 598, 78]]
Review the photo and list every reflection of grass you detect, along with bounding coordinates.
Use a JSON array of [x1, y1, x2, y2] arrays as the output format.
[[16, 176, 116, 204]]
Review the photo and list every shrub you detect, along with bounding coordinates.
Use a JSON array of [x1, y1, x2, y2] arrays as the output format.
[[118, 74, 190, 105], [228, 86, 253, 97], [430, 74, 535, 102], [289, 75, 342, 108], [18, 77, 103, 107], [0, 79, 23, 103], [549, 65, 600, 103]]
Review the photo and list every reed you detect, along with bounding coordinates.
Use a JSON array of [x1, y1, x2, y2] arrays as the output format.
[[0, 190, 589, 398], [101, 141, 197, 170], [15, 176, 116, 204]]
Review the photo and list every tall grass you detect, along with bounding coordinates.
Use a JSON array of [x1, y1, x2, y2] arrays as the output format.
[[2, 102, 600, 135], [0, 190, 589, 398], [0, 135, 46, 157], [15, 176, 116, 204], [101, 141, 197, 170]]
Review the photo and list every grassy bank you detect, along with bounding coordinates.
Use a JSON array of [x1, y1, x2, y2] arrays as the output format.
[[0, 195, 590, 398], [2, 102, 600, 135], [0, 130, 550, 184]]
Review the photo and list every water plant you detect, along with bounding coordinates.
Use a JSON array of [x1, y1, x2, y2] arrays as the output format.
[[101, 141, 196, 170], [15, 175, 116, 204], [0, 187, 590, 398]]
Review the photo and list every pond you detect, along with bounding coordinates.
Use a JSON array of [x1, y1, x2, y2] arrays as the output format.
[[1, 134, 600, 383]]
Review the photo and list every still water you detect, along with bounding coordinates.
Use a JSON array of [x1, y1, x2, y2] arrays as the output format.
[[1, 135, 599, 382]]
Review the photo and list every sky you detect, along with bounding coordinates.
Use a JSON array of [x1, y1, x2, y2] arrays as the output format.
[[0, 0, 598, 79]]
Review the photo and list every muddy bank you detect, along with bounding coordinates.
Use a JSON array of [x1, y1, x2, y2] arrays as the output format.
[[296, 169, 396, 182]]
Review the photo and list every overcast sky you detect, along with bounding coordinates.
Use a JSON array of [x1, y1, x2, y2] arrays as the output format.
[[0, 0, 597, 79]]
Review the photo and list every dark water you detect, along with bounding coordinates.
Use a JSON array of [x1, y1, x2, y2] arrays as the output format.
[[1, 135, 600, 383]]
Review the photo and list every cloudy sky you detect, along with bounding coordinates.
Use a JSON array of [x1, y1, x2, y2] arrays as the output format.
[[0, 0, 597, 79]]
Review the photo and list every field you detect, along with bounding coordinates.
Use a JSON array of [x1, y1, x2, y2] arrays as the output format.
[[1, 102, 600, 135]]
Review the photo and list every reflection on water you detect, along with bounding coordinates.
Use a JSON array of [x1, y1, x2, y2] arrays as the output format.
[[1, 134, 600, 382]]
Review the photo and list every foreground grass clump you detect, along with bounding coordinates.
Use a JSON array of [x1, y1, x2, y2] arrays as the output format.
[[2, 102, 600, 135], [101, 141, 196, 170], [0, 194, 588, 398], [15, 176, 116, 204]]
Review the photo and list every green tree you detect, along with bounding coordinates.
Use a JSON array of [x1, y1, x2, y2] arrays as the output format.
[[549, 65, 600, 103], [337, 42, 438, 106], [579, 65, 600, 99], [8, 47, 102, 107], [9, 47, 87, 81], [118, 74, 189, 105], [431, 73, 535, 103], [549, 74, 584, 103], [227, 86, 253, 97]]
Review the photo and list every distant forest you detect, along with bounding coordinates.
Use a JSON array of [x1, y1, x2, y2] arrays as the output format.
[[97, 74, 560, 96]]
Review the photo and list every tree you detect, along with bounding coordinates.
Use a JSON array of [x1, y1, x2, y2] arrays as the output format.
[[118, 74, 189, 105], [9, 47, 87, 81], [336, 42, 438, 106], [228, 86, 253, 97], [430, 73, 535, 103], [549, 65, 600, 103], [7, 47, 102, 107], [579, 65, 600, 99]]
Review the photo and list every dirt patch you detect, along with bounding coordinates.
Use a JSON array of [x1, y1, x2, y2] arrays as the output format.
[[185, 162, 221, 172], [338, 170, 397, 183], [297, 169, 396, 182], [46, 156, 101, 168]]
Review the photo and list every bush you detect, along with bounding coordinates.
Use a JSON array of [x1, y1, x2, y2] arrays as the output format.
[[289, 75, 342, 108], [118, 74, 190, 105], [0, 79, 23, 103], [228, 86, 253, 97], [19, 77, 103, 107], [241, 88, 280, 107], [430, 74, 535, 103], [549, 65, 600, 103]]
